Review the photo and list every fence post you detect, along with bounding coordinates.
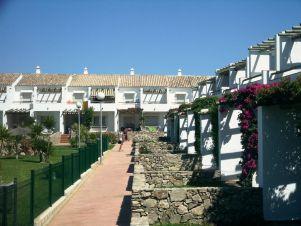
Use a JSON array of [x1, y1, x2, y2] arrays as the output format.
[[13, 178, 17, 226], [62, 156, 65, 196], [49, 164, 52, 206], [2, 186, 7, 226], [71, 154, 74, 183], [30, 170, 35, 225]]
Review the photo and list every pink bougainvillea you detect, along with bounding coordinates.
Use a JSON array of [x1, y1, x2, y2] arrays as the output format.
[[219, 83, 272, 185], [218, 76, 301, 185]]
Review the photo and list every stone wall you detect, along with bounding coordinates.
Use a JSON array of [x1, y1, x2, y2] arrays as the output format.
[[135, 153, 202, 171], [132, 186, 262, 225], [145, 171, 193, 188]]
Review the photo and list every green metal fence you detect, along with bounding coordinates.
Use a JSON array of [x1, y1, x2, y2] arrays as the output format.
[[0, 137, 110, 226]]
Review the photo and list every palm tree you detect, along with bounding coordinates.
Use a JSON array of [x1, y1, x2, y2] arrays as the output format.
[[31, 123, 52, 162], [0, 125, 10, 154]]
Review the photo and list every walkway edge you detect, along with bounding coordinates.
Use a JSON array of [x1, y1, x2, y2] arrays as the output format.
[[34, 146, 115, 226]]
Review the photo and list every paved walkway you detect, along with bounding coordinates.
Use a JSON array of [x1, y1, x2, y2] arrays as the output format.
[[49, 141, 133, 226]]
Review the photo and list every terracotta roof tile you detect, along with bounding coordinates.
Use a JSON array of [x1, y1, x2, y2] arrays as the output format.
[[70, 74, 209, 88], [70, 74, 119, 87], [0, 73, 20, 86], [18, 74, 70, 86]]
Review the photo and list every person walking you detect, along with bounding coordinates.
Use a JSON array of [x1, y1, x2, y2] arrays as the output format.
[[118, 127, 126, 151]]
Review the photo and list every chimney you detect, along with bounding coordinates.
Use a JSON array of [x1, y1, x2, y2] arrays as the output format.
[[84, 67, 88, 75], [177, 69, 182, 76], [130, 67, 135, 75], [35, 66, 41, 74]]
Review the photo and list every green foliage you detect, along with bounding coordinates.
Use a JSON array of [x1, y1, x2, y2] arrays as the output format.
[[70, 123, 90, 147], [178, 103, 192, 112], [256, 76, 301, 106], [145, 126, 157, 133], [82, 107, 94, 129], [32, 137, 52, 162], [23, 116, 35, 128], [42, 115, 55, 130], [30, 123, 43, 138], [88, 131, 118, 144], [191, 96, 218, 112], [0, 125, 10, 152]]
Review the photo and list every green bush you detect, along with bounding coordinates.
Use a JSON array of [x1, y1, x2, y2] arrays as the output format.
[[88, 132, 117, 144]]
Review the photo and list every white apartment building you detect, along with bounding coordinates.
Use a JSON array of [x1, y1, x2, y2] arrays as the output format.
[[199, 24, 301, 96], [0, 68, 208, 134]]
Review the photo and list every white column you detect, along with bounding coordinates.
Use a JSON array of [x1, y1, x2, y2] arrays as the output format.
[[179, 114, 188, 150], [2, 111, 7, 128], [200, 111, 214, 169], [166, 88, 170, 104], [114, 110, 118, 132], [187, 111, 196, 155], [163, 117, 167, 134], [59, 111, 64, 133], [139, 88, 143, 108], [219, 107, 243, 181], [276, 34, 281, 71]]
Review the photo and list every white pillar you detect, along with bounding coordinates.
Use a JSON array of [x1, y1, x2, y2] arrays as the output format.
[[114, 110, 118, 132], [187, 111, 196, 154], [200, 111, 214, 169], [276, 34, 281, 71], [163, 117, 167, 134], [59, 111, 64, 133], [2, 111, 7, 128], [179, 114, 188, 151], [139, 88, 143, 108]]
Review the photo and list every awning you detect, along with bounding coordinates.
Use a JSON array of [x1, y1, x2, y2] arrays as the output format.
[[118, 108, 143, 113], [143, 88, 167, 94], [90, 88, 115, 97], [37, 87, 62, 93], [6, 108, 30, 113]]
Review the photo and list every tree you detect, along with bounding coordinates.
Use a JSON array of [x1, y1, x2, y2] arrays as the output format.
[[0, 125, 10, 153], [82, 107, 94, 129], [30, 123, 52, 162]]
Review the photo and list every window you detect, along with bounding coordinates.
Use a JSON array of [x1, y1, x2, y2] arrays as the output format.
[[20, 92, 32, 102], [124, 93, 135, 103], [92, 116, 107, 127], [73, 93, 84, 102], [175, 94, 186, 103]]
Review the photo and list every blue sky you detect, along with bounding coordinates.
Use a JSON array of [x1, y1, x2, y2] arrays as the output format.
[[0, 0, 300, 75]]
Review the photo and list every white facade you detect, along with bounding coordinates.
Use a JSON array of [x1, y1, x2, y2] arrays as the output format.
[[0, 73, 204, 134]]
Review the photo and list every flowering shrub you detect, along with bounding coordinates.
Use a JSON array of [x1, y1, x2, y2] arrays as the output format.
[[219, 84, 270, 185], [219, 75, 301, 185]]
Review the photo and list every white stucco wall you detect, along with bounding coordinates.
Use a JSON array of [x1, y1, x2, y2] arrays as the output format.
[[200, 113, 215, 169], [219, 108, 243, 180], [229, 69, 246, 90], [258, 104, 301, 221], [168, 88, 192, 106], [117, 87, 140, 103], [280, 37, 301, 70], [249, 52, 271, 76]]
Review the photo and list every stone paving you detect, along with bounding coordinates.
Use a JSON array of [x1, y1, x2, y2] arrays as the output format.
[[48, 141, 133, 226]]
